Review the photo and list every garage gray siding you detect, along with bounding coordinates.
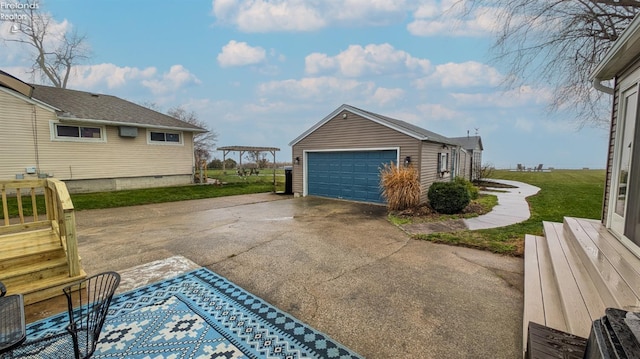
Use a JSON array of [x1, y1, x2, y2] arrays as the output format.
[[420, 142, 452, 203], [291, 113, 420, 197]]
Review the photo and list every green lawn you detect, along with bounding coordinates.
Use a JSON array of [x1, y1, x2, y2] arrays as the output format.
[[1, 174, 285, 218], [2, 168, 606, 257], [416, 169, 606, 256], [70, 168, 286, 211]]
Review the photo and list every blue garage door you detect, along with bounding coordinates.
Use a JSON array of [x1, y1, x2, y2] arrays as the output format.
[[307, 150, 397, 203]]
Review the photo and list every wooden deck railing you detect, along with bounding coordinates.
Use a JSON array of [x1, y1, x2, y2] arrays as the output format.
[[0, 179, 80, 277]]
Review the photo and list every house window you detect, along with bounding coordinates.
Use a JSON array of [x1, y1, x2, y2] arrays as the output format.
[[438, 152, 449, 173], [52, 123, 104, 142], [148, 130, 182, 145]]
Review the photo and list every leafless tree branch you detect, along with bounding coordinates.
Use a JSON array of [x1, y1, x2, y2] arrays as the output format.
[[463, 0, 640, 128], [4, 1, 90, 88], [167, 106, 218, 164]]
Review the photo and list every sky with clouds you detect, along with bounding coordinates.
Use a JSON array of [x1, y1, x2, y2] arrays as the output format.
[[0, 0, 611, 169]]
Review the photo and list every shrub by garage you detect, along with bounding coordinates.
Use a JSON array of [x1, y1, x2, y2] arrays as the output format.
[[427, 182, 471, 214]]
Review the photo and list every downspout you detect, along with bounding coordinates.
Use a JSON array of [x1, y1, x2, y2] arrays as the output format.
[[591, 76, 615, 225], [31, 104, 41, 175], [593, 78, 614, 95]]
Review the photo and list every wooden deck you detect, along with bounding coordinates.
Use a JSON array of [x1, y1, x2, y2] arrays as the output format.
[[523, 217, 640, 351], [0, 179, 86, 304]]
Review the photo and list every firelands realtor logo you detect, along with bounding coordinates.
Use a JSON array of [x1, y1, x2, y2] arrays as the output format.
[[1, 1, 38, 32]]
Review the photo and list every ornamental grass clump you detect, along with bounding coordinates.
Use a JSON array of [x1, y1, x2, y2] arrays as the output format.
[[380, 162, 421, 211]]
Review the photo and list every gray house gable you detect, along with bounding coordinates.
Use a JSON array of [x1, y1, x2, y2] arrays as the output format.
[[30, 84, 206, 132], [450, 136, 483, 151], [289, 104, 457, 146]]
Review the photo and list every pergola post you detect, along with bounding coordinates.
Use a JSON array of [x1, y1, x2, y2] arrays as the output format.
[[216, 146, 281, 192]]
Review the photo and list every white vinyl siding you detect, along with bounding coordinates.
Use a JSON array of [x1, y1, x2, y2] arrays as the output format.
[[0, 89, 195, 181], [0, 90, 39, 179]]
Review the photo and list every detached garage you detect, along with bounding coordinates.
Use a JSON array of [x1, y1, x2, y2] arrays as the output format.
[[289, 104, 462, 204]]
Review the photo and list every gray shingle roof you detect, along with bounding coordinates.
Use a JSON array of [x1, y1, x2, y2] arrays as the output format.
[[352, 105, 456, 144], [30, 84, 205, 132], [450, 136, 483, 151]]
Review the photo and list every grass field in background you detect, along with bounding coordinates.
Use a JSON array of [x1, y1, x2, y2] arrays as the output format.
[[206, 168, 285, 184], [417, 169, 606, 255]]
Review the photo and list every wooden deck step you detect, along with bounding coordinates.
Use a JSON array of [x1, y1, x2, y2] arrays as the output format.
[[543, 221, 604, 338], [9, 271, 87, 305], [0, 231, 63, 271], [0, 257, 69, 289], [0, 220, 52, 237], [0, 226, 57, 250], [523, 235, 567, 330], [563, 217, 640, 311]]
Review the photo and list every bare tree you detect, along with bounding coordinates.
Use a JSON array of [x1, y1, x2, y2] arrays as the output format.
[[245, 151, 268, 168], [4, 1, 91, 88], [167, 106, 218, 164], [463, 0, 640, 128]]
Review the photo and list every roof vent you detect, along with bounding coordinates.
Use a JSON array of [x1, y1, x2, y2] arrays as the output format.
[[90, 93, 99, 97]]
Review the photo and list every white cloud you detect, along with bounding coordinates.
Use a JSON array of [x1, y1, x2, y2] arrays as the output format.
[[407, 1, 501, 37], [515, 118, 534, 132], [217, 40, 267, 67], [414, 61, 503, 89], [257, 76, 375, 101], [68, 64, 157, 89], [212, 0, 325, 32], [450, 85, 553, 108], [416, 103, 464, 120], [211, 0, 412, 32], [333, 0, 408, 25], [141, 65, 201, 95], [371, 87, 405, 106], [305, 43, 430, 77]]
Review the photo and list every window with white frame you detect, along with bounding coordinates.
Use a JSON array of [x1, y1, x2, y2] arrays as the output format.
[[148, 130, 182, 145], [438, 152, 449, 173], [52, 122, 105, 142]]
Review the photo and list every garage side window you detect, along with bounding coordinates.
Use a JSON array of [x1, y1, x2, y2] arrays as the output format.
[[438, 152, 449, 173], [51, 122, 105, 142], [148, 130, 182, 145]]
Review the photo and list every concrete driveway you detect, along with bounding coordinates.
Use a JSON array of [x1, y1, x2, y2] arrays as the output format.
[[69, 193, 523, 358]]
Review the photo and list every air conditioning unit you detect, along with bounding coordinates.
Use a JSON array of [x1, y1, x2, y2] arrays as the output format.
[[119, 126, 138, 138]]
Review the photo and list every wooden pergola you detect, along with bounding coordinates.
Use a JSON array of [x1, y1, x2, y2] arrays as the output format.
[[217, 146, 280, 191]]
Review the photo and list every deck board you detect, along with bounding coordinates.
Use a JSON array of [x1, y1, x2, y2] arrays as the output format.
[[586, 220, 640, 308], [524, 217, 640, 354], [535, 235, 566, 332], [565, 217, 640, 309], [524, 235, 545, 350], [543, 222, 599, 337]]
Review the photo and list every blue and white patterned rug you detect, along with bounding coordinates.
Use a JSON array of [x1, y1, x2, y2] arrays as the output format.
[[14, 268, 362, 358]]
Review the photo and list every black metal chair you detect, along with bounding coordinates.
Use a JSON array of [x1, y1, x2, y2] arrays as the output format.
[[10, 272, 120, 359], [0, 280, 27, 357]]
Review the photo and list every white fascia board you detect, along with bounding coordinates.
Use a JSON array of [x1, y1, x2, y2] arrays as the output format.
[[57, 116, 208, 133], [591, 13, 640, 81]]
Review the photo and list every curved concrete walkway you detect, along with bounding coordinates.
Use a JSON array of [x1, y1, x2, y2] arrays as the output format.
[[463, 179, 540, 230]]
